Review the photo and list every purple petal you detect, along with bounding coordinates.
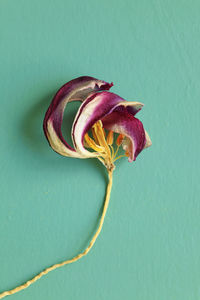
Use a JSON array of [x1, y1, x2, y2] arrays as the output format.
[[72, 91, 144, 157], [43, 76, 113, 157], [102, 106, 147, 162]]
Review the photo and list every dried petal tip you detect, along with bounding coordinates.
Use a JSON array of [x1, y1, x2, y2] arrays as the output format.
[[144, 130, 152, 148]]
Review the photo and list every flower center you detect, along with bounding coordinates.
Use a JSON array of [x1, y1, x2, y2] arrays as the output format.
[[84, 120, 128, 171]]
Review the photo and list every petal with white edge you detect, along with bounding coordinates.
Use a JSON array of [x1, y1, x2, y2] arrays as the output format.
[[43, 76, 113, 158]]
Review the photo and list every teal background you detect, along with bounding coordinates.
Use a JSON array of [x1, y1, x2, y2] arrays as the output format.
[[0, 0, 200, 299]]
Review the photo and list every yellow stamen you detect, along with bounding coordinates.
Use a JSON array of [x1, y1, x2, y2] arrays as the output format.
[[84, 133, 104, 153], [107, 130, 114, 145], [91, 127, 99, 145], [85, 122, 126, 170], [93, 121, 111, 157], [109, 145, 115, 159]]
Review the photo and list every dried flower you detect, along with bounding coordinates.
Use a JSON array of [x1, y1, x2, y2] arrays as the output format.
[[0, 76, 151, 299]]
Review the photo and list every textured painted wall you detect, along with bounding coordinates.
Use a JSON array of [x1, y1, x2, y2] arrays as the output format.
[[0, 0, 200, 299]]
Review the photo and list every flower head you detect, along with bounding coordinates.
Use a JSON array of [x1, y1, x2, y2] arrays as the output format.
[[0, 76, 152, 299], [43, 76, 151, 170]]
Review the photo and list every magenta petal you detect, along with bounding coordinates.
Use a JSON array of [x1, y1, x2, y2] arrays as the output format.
[[43, 76, 113, 157], [102, 106, 146, 162], [72, 91, 144, 157], [72, 91, 124, 155]]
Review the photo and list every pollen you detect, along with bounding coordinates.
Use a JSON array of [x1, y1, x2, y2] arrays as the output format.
[[116, 134, 124, 146], [125, 151, 129, 157], [106, 130, 113, 145]]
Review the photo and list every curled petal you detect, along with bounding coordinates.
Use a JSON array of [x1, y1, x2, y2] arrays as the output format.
[[72, 91, 144, 158], [102, 106, 147, 162], [72, 92, 122, 157], [43, 76, 113, 157]]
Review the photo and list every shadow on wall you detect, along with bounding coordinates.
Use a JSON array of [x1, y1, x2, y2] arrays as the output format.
[[22, 91, 54, 153]]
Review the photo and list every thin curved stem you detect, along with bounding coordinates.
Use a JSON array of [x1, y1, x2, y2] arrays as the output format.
[[0, 169, 113, 299]]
